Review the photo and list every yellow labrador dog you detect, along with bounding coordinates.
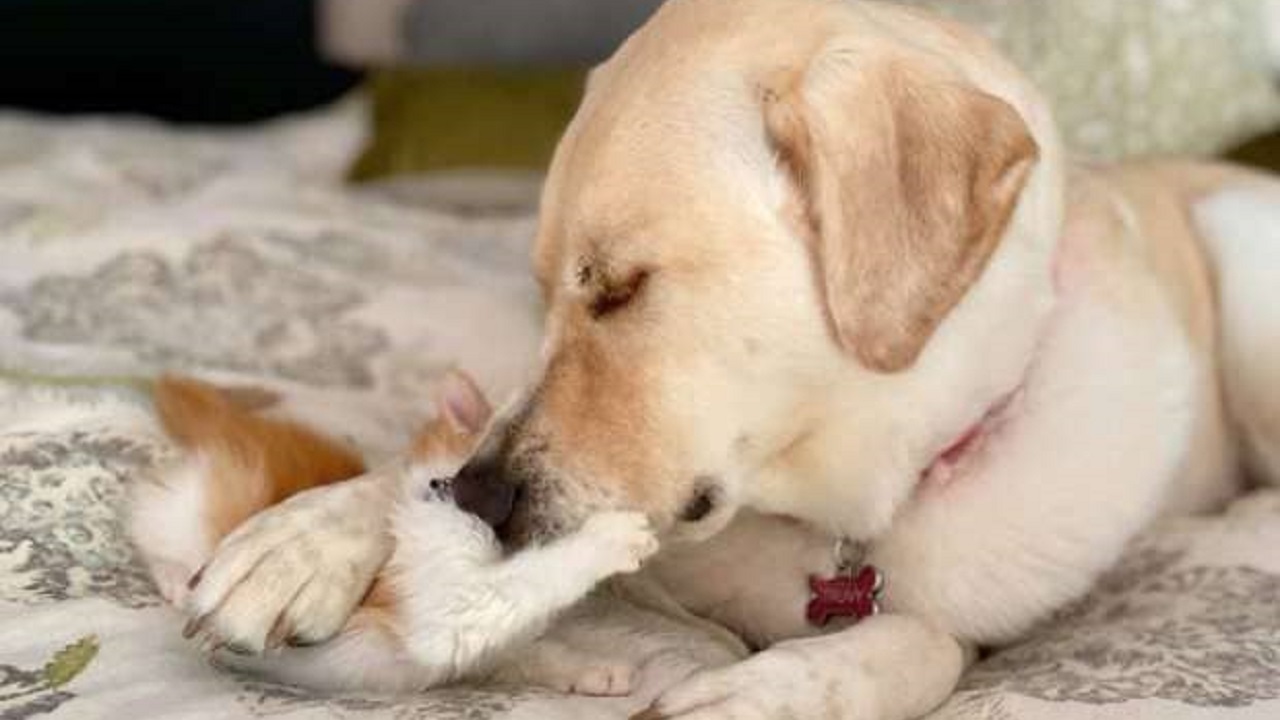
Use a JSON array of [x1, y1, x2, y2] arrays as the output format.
[[177, 0, 1280, 717]]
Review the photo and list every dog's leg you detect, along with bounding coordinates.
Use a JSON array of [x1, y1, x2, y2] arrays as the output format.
[[493, 636, 640, 696], [184, 466, 398, 652], [635, 614, 967, 720], [1197, 183, 1280, 486]]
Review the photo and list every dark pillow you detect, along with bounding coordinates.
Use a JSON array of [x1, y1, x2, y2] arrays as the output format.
[[1227, 131, 1280, 172], [0, 0, 358, 123]]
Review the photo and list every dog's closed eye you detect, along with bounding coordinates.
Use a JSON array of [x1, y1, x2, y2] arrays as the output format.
[[589, 269, 650, 319]]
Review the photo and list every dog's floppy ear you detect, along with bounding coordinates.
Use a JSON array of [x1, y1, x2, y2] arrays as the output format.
[[764, 53, 1038, 372]]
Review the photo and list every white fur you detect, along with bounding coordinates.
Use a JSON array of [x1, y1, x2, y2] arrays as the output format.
[[647, 614, 965, 720], [1196, 185, 1280, 486], [390, 493, 658, 686], [129, 454, 215, 606], [217, 622, 426, 693], [872, 274, 1194, 643]]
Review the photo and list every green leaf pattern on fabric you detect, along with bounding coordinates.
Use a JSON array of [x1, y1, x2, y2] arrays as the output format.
[[0, 636, 97, 718], [41, 636, 98, 690]]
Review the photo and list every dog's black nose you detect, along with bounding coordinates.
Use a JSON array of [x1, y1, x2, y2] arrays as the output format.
[[452, 454, 518, 529]]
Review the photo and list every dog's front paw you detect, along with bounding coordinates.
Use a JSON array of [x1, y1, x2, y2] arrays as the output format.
[[580, 511, 660, 576], [184, 479, 393, 654]]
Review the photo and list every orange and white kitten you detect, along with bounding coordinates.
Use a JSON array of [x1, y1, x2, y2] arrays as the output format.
[[130, 372, 659, 694]]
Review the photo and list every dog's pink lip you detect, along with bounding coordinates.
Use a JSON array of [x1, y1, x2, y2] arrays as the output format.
[[937, 424, 983, 466], [921, 388, 1022, 490]]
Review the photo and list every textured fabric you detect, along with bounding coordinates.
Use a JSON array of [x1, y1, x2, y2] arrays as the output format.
[[3, 103, 1280, 720], [934, 494, 1280, 719], [915, 0, 1280, 159]]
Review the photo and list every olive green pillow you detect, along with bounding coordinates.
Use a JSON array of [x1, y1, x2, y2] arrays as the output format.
[[349, 68, 586, 181]]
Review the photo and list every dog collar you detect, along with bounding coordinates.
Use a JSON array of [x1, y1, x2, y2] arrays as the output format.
[[806, 538, 884, 627], [805, 382, 1024, 627]]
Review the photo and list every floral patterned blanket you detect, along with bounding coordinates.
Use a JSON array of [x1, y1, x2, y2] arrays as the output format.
[[2, 103, 1279, 720]]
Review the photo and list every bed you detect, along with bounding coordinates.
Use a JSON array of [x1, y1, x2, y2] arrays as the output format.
[[2, 101, 1278, 720]]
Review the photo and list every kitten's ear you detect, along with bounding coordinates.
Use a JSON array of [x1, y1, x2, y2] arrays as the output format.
[[434, 369, 493, 434]]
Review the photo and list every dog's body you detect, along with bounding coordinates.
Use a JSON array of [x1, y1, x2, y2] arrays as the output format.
[[137, 1, 1280, 718]]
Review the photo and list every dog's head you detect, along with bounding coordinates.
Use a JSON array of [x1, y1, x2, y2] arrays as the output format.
[[454, 0, 1063, 548]]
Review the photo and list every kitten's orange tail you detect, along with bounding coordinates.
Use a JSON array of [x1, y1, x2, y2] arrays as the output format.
[[152, 375, 366, 541], [133, 376, 369, 605]]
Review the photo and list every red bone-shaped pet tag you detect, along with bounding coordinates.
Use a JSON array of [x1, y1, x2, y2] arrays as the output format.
[[806, 564, 884, 627]]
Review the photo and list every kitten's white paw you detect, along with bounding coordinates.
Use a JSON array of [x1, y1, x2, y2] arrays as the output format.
[[580, 512, 660, 576]]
